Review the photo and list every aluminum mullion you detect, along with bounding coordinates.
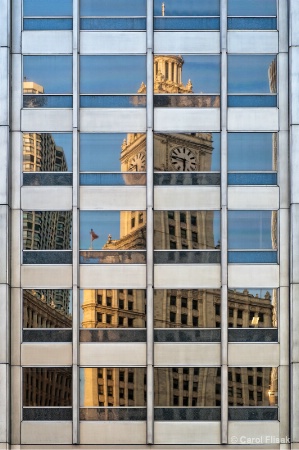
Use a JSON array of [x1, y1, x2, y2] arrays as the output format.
[[146, 0, 154, 444], [220, 0, 228, 445]]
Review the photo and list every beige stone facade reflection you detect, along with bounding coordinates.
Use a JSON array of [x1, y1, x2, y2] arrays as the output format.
[[23, 289, 72, 327]]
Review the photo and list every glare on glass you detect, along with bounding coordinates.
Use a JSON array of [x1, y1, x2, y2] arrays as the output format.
[[80, 289, 146, 328], [227, 288, 277, 328], [154, 211, 221, 250], [228, 133, 277, 171], [23, 56, 72, 94], [23, 133, 72, 172], [154, 289, 221, 328], [228, 211, 276, 249]]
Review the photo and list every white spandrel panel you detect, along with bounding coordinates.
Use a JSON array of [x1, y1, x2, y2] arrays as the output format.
[[154, 343, 221, 366], [227, 32, 278, 54], [227, 187, 279, 210], [290, 0, 299, 46], [154, 108, 220, 132], [22, 31, 72, 54], [80, 187, 146, 210], [228, 265, 279, 288], [154, 32, 220, 54], [154, 187, 220, 210], [80, 32, 146, 54], [154, 265, 221, 288], [21, 422, 72, 445], [80, 265, 146, 288], [154, 422, 221, 445], [21, 109, 73, 132], [21, 343, 72, 365], [227, 108, 279, 131], [80, 109, 146, 132], [21, 187, 72, 210], [80, 343, 146, 366], [21, 265, 72, 288], [228, 344, 279, 366], [0, 48, 9, 126], [80, 422, 146, 445], [228, 422, 279, 446]]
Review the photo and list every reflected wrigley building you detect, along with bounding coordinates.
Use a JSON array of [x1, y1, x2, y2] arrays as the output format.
[[1, 0, 299, 448]]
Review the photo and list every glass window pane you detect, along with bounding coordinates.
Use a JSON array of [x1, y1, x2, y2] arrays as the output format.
[[80, 211, 146, 250], [227, 288, 277, 328], [228, 133, 277, 171], [228, 367, 278, 406], [154, 0, 220, 16], [80, 133, 146, 173], [154, 289, 221, 328], [80, 368, 146, 406], [23, 133, 72, 172], [23, 289, 72, 327], [154, 368, 221, 406], [23, 56, 72, 94], [23, 211, 72, 250], [80, 289, 146, 328], [23, 0, 72, 16], [228, 0, 276, 17], [228, 211, 277, 249], [80, 56, 146, 94], [228, 55, 277, 94], [154, 211, 220, 250], [23, 367, 72, 406], [80, 0, 146, 16], [154, 133, 220, 172]]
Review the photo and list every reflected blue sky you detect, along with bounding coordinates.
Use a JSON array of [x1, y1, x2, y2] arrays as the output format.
[[228, 0, 276, 16], [228, 55, 276, 93], [23, 56, 72, 94], [154, 0, 219, 16], [80, 0, 146, 16], [80, 56, 146, 94], [51, 133, 73, 170], [179, 56, 220, 93], [228, 211, 274, 249], [24, 0, 72, 16], [228, 133, 275, 171]]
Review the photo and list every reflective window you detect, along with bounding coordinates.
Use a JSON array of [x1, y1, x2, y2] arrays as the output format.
[[154, 367, 221, 406], [80, 289, 146, 329], [23, 289, 72, 328], [154, 289, 220, 328], [23, 0, 73, 30], [80, 211, 146, 264], [228, 0, 276, 30], [228, 55, 277, 107], [228, 367, 278, 406], [80, 56, 146, 108], [23, 367, 72, 406], [23, 56, 72, 108], [154, 55, 220, 108], [227, 289, 277, 328], [228, 211, 277, 249], [80, 133, 146, 186], [23, 133, 72, 178], [80, 0, 146, 30], [154, 211, 221, 250]]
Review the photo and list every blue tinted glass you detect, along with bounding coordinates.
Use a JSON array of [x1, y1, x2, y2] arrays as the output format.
[[23, 95, 73, 108], [24, 18, 73, 30], [228, 173, 277, 185], [80, 0, 146, 16], [228, 55, 276, 94], [80, 56, 146, 94], [154, 17, 220, 30], [154, 0, 219, 16], [228, 251, 277, 263], [80, 18, 145, 30], [23, 56, 72, 94], [228, 133, 276, 171], [228, 0, 276, 16], [228, 211, 275, 249], [80, 95, 145, 108], [227, 17, 276, 30], [228, 95, 277, 107], [80, 173, 146, 185], [24, 0, 72, 16]]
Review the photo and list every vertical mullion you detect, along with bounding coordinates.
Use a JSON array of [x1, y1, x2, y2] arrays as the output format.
[[146, 0, 154, 444], [220, 0, 228, 444]]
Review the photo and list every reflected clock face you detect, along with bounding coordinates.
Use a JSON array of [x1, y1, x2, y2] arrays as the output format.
[[170, 147, 196, 171], [129, 152, 146, 171]]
